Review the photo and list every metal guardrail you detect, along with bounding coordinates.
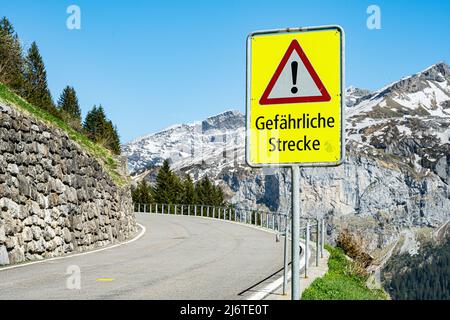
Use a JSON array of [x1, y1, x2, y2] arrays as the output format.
[[133, 202, 326, 295]]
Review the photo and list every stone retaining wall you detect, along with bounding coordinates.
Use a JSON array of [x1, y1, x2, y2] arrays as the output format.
[[0, 101, 136, 265]]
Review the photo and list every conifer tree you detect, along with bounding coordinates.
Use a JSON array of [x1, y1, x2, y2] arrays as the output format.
[[0, 17, 25, 93], [58, 85, 82, 129], [83, 105, 121, 154], [23, 42, 55, 113], [196, 176, 214, 205], [132, 180, 153, 204], [152, 160, 175, 204], [182, 174, 195, 204], [103, 120, 121, 155], [212, 185, 224, 206], [83, 105, 104, 141]]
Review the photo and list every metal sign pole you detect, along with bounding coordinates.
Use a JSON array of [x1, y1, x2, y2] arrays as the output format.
[[291, 165, 301, 300]]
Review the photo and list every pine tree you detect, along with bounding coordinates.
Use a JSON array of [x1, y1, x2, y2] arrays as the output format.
[[132, 180, 153, 204], [195, 176, 214, 205], [58, 85, 82, 129], [182, 174, 195, 204], [84, 105, 104, 141], [102, 120, 121, 155], [23, 41, 55, 113], [0, 17, 25, 94], [83, 105, 121, 154], [152, 160, 174, 204], [212, 185, 224, 206]]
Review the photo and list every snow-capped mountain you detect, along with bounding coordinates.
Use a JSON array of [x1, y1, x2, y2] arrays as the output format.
[[346, 62, 450, 184], [122, 62, 450, 256], [123, 110, 245, 175], [345, 86, 371, 107]]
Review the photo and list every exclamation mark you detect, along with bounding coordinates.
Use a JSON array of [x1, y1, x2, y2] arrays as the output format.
[[291, 61, 298, 94]]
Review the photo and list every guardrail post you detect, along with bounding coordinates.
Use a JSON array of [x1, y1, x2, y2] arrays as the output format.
[[305, 221, 310, 278], [283, 218, 289, 295], [321, 219, 325, 258], [195, 205, 197, 216], [316, 219, 320, 267]]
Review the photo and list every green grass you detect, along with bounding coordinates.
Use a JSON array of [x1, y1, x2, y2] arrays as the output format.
[[302, 245, 388, 300], [0, 83, 127, 186]]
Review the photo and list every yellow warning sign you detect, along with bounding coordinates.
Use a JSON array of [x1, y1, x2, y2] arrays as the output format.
[[246, 26, 344, 167]]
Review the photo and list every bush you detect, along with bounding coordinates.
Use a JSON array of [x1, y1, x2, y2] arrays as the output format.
[[336, 230, 373, 274], [301, 246, 387, 300]]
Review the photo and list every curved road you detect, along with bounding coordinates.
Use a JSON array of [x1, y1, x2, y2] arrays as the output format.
[[0, 214, 286, 299]]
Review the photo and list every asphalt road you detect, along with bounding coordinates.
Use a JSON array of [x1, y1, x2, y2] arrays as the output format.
[[0, 213, 286, 300]]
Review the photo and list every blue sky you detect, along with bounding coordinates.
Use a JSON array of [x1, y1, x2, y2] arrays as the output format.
[[2, 0, 450, 142]]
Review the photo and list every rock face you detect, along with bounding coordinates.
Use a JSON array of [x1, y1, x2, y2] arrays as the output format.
[[123, 62, 450, 256], [0, 102, 136, 265]]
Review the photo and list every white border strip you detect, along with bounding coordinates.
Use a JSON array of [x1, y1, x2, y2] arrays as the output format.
[[246, 241, 311, 300], [0, 223, 146, 272]]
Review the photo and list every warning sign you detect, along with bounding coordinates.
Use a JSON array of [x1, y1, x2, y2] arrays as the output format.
[[246, 26, 344, 167], [260, 39, 331, 105]]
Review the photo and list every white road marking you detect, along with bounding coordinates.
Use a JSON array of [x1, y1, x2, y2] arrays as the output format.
[[246, 241, 311, 300], [0, 223, 146, 272]]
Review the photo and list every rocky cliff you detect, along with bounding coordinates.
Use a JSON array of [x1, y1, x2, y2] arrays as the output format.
[[0, 101, 136, 265]]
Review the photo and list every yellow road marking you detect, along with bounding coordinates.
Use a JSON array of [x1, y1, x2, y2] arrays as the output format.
[[96, 278, 114, 282]]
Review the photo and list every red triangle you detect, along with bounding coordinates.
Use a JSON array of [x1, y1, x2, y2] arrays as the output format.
[[259, 40, 331, 105]]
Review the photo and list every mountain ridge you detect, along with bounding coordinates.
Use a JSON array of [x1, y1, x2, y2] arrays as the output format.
[[122, 62, 450, 256]]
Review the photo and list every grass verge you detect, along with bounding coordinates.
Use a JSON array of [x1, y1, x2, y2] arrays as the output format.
[[0, 83, 127, 186], [301, 245, 388, 300]]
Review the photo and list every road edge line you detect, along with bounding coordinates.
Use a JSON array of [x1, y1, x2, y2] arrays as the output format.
[[246, 241, 311, 300], [0, 222, 146, 272]]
